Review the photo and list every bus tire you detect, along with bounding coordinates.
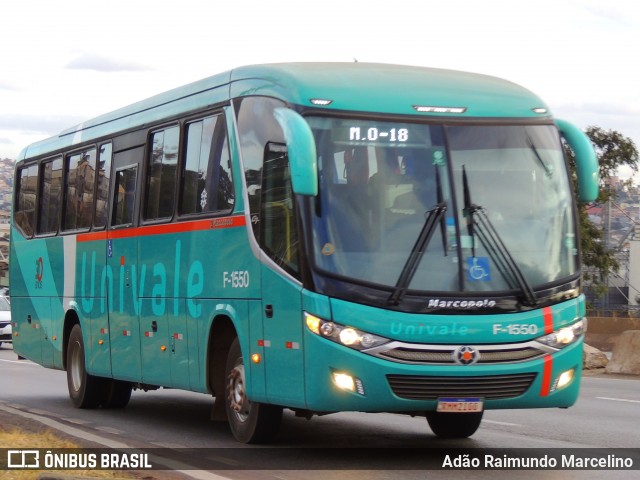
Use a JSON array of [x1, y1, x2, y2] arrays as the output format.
[[102, 379, 132, 409], [225, 338, 282, 443], [66, 324, 105, 409], [426, 411, 483, 439]]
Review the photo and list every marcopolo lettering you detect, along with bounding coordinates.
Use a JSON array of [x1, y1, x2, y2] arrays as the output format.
[[428, 298, 497, 309]]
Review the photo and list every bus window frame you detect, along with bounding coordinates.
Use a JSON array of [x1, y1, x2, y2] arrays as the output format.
[[93, 141, 113, 231], [35, 155, 63, 238], [142, 123, 181, 224], [110, 163, 139, 229], [13, 161, 39, 239], [177, 110, 235, 221], [61, 145, 98, 234]]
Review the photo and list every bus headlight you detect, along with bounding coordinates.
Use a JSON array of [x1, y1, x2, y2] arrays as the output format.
[[536, 319, 586, 349], [338, 328, 360, 346], [305, 312, 390, 351]]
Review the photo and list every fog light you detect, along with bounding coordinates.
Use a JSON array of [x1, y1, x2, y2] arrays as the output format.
[[556, 369, 575, 390], [332, 372, 356, 392]]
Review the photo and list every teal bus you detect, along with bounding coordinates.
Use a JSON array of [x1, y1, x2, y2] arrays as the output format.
[[10, 63, 598, 443]]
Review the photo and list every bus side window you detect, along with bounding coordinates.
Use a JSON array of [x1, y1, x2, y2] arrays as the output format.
[[63, 148, 97, 231], [261, 142, 298, 274], [14, 164, 38, 237], [94, 143, 112, 228], [180, 114, 234, 215], [38, 157, 63, 234], [145, 126, 179, 220], [235, 96, 287, 242], [112, 167, 138, 227]]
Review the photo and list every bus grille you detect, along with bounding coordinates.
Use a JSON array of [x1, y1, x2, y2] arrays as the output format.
[[377, 345, 547, 365], [386, 373, 537, 400]]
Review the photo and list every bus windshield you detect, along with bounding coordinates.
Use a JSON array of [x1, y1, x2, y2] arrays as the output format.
[[307, 117, 577, 296]]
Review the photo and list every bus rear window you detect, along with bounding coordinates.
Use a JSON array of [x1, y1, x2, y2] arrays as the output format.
[[15, 164, 38, 237], [38, 157, 63, 234]]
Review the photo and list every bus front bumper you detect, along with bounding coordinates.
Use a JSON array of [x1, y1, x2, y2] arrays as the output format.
[[303, 330, 582, 413]]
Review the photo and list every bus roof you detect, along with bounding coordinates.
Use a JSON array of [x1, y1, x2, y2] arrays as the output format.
[[18, 62, 551, 161]]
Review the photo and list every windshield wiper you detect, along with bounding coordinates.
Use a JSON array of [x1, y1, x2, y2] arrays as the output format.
[[388, 202, 447, 306], [527, 132, 553, 178], [462, 166, 476, 258], [462, 166, 537, 307]]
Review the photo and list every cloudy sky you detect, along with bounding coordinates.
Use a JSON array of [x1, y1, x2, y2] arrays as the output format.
[[1, 0, 639, 175]]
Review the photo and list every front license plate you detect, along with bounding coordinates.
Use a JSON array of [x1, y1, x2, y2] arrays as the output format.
[[437, 397, 484, 413]]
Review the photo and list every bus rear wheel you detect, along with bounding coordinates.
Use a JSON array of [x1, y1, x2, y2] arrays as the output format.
[[102, 379, 132, 409], [426, 411, 483, 439], [224, 338, 282, 443], [66, 324, 105, 409]]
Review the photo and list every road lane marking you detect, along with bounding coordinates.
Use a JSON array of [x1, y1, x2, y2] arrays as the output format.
[[0, 403, 131, 448], [151, 441, 188, 448], [483, 419, 522, 427], [0, 358, 39, 365], [28, 408, 56, 416], [95, 426, 125, 434], [62, 417, 90, 425], [596, 396, 640, 404]]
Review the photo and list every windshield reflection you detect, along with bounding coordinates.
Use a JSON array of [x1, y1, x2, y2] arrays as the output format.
[[448, 124, 577, 292], [307, 117, 577, 297]]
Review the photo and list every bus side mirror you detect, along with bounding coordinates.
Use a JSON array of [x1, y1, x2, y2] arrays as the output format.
[[274, 108, 318, 196], [555, 119, 599, 202]]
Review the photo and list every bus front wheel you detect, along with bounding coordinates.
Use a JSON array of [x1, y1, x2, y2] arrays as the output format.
[[224, 338, 282, 443], [426, 411, 483, 439], [66, 324, 105, 409]]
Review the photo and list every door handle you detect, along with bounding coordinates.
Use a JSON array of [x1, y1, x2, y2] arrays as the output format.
[[265, 305, 274, 318]]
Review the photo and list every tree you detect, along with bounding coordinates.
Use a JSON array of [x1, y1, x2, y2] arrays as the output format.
[[566, 126, 639, 298]]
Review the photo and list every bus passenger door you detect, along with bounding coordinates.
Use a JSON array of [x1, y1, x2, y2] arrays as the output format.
[[107, 147, 143, 382], [261, 268, 304, 405], [259, 143, 305, 407], [139, 263, 189, 389]]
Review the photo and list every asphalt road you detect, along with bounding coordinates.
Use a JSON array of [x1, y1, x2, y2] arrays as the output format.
[[1, 345, 639, 480]]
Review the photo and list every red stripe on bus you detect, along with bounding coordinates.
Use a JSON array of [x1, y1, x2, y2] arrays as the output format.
[[77, 230, 109, 242], [543, 306, 554, 335], [77, 215, 246, 242], [540, 355, 553, 397]]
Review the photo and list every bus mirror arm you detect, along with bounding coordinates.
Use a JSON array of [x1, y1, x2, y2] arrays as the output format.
[[274, 108, 318, 196], [555, 119, 599, 203]]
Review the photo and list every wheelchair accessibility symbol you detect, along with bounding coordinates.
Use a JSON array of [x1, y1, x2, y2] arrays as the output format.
[[467, 257, 491, 282]]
